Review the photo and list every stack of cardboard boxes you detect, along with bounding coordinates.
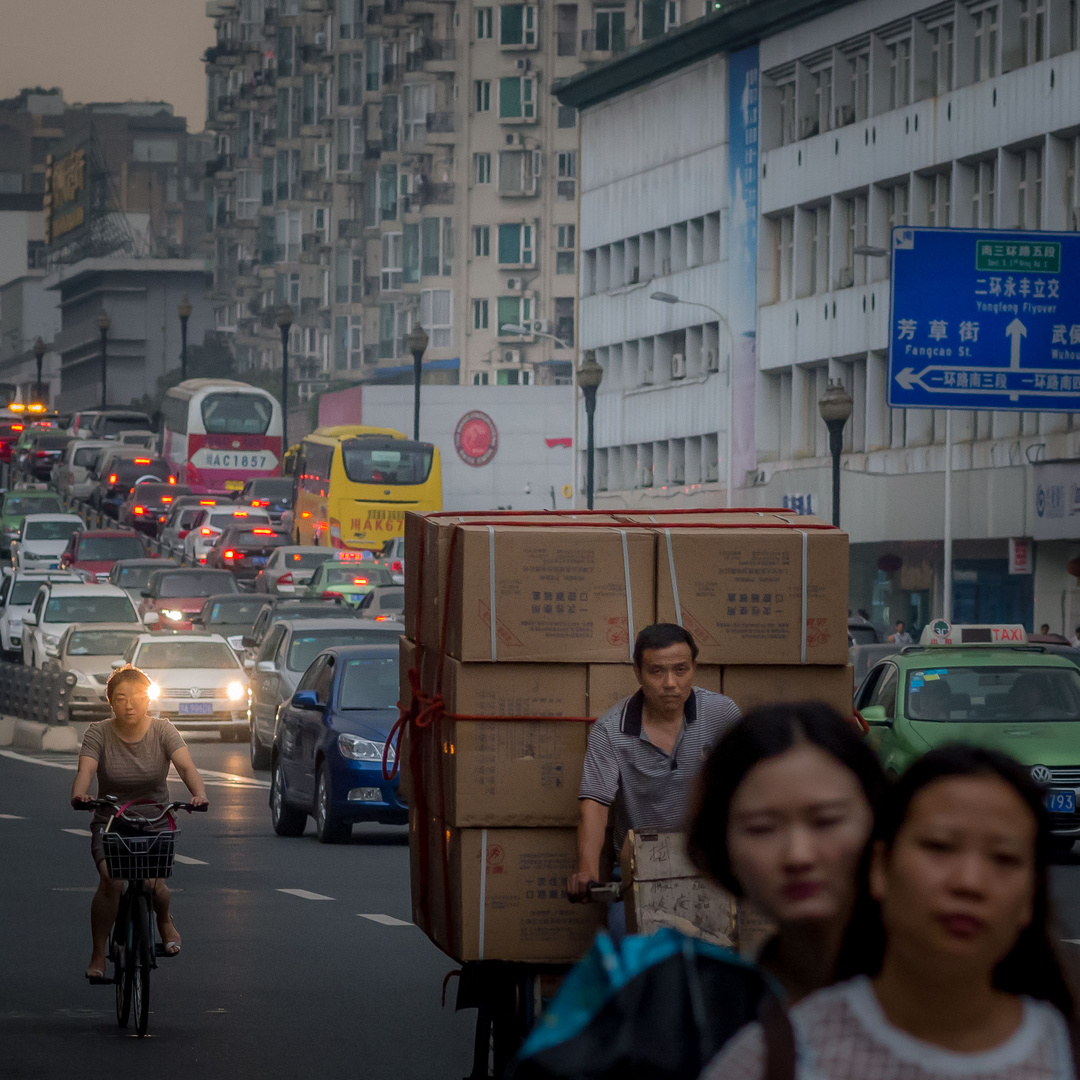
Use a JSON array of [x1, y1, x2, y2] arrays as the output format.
[[400, 509, 852, 964]]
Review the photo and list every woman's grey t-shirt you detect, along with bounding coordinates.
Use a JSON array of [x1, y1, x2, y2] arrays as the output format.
[[80, 718, 186, 815]]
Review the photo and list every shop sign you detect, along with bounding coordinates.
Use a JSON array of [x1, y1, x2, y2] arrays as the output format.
[[1008, 538, 1033, 575], [1032, 462, 1080, 539]]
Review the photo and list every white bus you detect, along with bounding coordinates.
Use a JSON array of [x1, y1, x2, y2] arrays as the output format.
[[161, 379, 283, 494]]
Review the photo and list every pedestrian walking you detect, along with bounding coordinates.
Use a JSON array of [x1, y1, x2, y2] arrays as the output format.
[[706, 744, 1079, 1079], [888, 620, 912, 644]]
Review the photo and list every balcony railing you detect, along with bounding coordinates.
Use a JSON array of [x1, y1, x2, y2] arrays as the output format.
[[580, 28, 626, 53], [426, 111, 454, 133], [420, 181, 455, 205]]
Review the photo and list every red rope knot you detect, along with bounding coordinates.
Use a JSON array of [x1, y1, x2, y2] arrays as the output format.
[[382, 665, 445, 781]]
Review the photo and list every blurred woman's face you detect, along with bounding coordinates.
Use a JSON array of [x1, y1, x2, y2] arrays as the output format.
[[870, 775, 1036, 975], [727, 742, 874, 925], [111, 682, 150, 726]]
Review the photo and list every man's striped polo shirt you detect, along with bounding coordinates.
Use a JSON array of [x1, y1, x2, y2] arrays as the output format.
[[579, 686, 742, 854]]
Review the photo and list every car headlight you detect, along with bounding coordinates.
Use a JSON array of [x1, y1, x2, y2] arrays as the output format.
[[161, 609, 184, 622], [338, 733, 392, 762], [226, 680, 245, 701], [148, 682, 161, 701]]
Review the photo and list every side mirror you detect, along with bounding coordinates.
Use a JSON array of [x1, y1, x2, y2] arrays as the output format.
[[241, 635, 256, 648], [243, 657, 255, 669], [110, 658, 125, 669], [290, 689, 320, 711], [190, 614, 203, 625], [22, 612, 37, 626], [860, 705, 891, 726], [140, 589, 152, 598], [142, 611, 160, 626], [256, 660, 276, 674]]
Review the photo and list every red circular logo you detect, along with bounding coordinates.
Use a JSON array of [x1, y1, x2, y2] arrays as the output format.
[[455, 410, 498, 467]]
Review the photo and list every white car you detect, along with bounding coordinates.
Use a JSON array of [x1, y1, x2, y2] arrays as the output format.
[[118, 632, 250, 740], [252, 546, 335, 595], [22, 582, 140, 668], [53, 440, 113, 501], [0, 569, 81, 658], [382, 537, 406, 585], [11, 514, 85, 571], [183, 506, 271, 565]]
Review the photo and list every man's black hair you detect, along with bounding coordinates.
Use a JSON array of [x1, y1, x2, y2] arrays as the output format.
[[632, 623, 698, 668]]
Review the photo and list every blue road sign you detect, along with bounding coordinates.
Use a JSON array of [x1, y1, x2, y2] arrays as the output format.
[[888, 226, 1080, 412]]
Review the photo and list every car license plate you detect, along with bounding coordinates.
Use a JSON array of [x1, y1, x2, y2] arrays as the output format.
[[1046, 790, 1075, 813], [251, 556, 268, 567], [225, 480, 245, 491], [178, 702, 214, 715]]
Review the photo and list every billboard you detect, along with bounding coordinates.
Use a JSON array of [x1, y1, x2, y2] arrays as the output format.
[[43, 140, 91, 248]]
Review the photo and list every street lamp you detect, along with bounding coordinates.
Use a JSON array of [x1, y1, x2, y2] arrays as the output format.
[[406, 324, 429, 441], [818, 378, 853, 528], [178, 295, 193, 382], [276, 305, 294, 461], [651, 291, 736, 507], [577, 350, 604, 510], [501, 324, 572, 351], [97, 311, 111, 408], [33, 337, 45, 405]]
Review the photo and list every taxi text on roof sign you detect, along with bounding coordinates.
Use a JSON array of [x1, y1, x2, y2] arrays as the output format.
[[919, 621, 1028, 646]]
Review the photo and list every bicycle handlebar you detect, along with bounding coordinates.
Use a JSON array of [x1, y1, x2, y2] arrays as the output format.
[[71, 796, 208, 820]]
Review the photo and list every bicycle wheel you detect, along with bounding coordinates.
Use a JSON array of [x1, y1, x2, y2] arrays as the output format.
[[132, 896, 152, 1037], [114, 892, 133, 1028]]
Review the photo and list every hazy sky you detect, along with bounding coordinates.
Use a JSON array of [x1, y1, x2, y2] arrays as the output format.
[[0, 0, 215, 131]]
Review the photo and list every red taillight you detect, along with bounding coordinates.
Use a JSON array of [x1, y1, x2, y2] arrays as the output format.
[[158, 515, 167, 523], [134, 458, 151, 465], [162, 496, 173, 503], [250, 499, 267, 507], [375, 614, 393, 621], [352, 577, 368, 586], [300, 511, 311, 518], [133, 506, 145, 515], [321, 590, 344, 600], [391, 560, 403, 573], [233, 511, 248, 517], [223, 550, 236, 560], [168, 476, 176, 485], [11, 424, 22, 432], [252, 528, 274, 535], [277, 573, 293, 585], [199, 499, 215, 505], [200, 527, 213, 535], [108, 474, 117, 484]]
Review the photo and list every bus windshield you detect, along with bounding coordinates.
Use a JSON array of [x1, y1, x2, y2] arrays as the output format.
[[341, 441, 434, 485], [201, 392, 273, 435]]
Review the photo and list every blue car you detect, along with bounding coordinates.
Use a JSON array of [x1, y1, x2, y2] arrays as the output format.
[[269, 643, 406, 843]]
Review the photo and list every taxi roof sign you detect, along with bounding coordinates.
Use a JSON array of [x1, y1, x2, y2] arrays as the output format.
[[919, 621, 1028, 646]]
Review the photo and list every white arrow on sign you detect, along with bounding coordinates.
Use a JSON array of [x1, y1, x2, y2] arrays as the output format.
[[1005, 318, 1026, 401], [893, 363, 1080, 397]]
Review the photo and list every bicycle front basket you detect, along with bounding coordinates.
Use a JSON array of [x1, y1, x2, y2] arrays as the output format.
[[102, 829, 178, 880]]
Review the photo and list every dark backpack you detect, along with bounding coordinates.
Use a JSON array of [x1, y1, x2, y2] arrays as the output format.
[[508, 929, 778, 1080]]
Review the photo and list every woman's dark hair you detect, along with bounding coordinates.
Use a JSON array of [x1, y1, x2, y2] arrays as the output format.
[[868, 743, 1074, 1017], [687, 702, 887, 895], [106, 664, 151, 703], [632, 623, 698, 668]]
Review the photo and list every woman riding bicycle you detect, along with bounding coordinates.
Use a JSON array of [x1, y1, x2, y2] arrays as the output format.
[[70, 665, 209, 981]]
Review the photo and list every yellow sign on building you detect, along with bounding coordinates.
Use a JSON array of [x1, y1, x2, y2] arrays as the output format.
[[43, 148, 87, 244]]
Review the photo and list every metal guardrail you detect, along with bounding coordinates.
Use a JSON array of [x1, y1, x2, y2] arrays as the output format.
[[0, 660, 76, 726]]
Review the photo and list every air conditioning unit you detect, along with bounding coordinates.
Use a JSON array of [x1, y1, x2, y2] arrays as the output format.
[[506, 276, 525, 290], [505, 132, 524, 147], [833, 104, 855, 127], [837, 266, 854, 289], [515, 58, 531, 71], [530, 319, 549, 333], [502, 349, 522, 364], [671, 353, 687, 379]]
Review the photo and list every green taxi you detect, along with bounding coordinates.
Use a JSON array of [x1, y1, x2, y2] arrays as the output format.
[[1, 487, 65, 554], [304, 558, 395, 606], [857, 621, 1080, 849]]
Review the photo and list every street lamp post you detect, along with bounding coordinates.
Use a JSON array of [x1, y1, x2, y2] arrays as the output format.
[[276, 305, 294, 462], [406, 324, 429, 441], [650, 291, 736, 507], [178, 295, 193, 382], [818, 379, 854, 528], [33, 337, 45, 405], [97, 312, 111, 408], [577, 350, 604, 510]]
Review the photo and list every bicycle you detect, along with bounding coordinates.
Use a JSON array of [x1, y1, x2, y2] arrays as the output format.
[[73, 795, 207, 1037]]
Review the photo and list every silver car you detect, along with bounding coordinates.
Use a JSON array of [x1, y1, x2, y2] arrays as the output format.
[[354, 584, 405, 621], [0, 569, 81, 658], [53, 439, 113, 501], [57, 623, 143, 718], [252, 546, 335, 595], [246, 617, 402, 769]]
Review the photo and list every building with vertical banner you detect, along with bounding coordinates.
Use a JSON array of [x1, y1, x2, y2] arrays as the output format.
[[558, 0, 1080, 637]]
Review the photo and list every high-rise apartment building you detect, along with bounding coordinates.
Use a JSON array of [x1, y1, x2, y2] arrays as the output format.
[[203, 0, 686, 394]]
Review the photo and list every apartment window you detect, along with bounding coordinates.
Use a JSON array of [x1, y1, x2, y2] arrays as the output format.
[[236, 170, 260, 220], [971, 159, 996, 227], [278, 25, 296, 76], [641, 0, 666, 39], [473, 372, 490, 385], [365, 37, 382, 91], [336, 117, 363, 172], [275, 271, 300, 306], [421, 217, 453, 276], [302, 74, 316, 125], [475, 80, 492, 112], [380, 163, 398, 221], [554, 297, 574, 346], [841, 194, 869, 287], [850, 50, 869, 122], [476, 6, 493, 37], [887, 183, 908, 233], [498, 149, 540, 195], [473, 298, 489, 329], [498, 77, 536, 120], [772, 211, 794, 301], [1017, 148, 1042, 229], [474, 153, 492, 185], [403, 83, 433, 143], [927, 172, 952, 227], [557, 105, 577, 128], [1019, 0, 1045, 64], [339, 0, 362, 38], [594, 6, 626, 51], [277, 87, 300, 139], [403, 223, 420, 283], [776, 80, 796, 146], [276, 149, 300, 200], [274, 209, 301, 262], [557, 5, 578, 56], [556, 224, 575, 274], [497, 222, 534, 265], [381, 232, 403, 290], [381, 94, 399, 151], [557, 150, 577, 179], [473, 225, 491, 256], [378, 302, 398, 359], [338, 54, 364, 106], [420, 289, 452, 347], [335, 249, 358, 304], [499, 4, 538, 46], [974, 7, 998, 81], [813, 67, 832, 134], [808, 206, 829, 294], [888, 37, 911, 109], [930, 23, 954, 94], [314, 206, 331, 244], [496, 294, 533, 334]]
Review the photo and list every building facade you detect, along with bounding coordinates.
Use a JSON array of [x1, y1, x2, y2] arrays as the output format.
[[202, 0, 688, 397], [559, 0, 1080, 636]]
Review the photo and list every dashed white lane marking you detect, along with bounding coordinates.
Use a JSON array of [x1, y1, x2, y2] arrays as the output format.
[[173, 854, 207, 865], [0, 813, 24, 819], [0, 749, 77, 770], [357, 914, 411, 926], [278, 888, 334, 901], [1063, 939, 1080, 945], [63, 828, 93, 837]]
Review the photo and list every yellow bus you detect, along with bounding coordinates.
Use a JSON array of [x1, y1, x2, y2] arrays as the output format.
[[292, 426, 442, 550]]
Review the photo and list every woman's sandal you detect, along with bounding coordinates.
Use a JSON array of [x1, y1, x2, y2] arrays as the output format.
[[85, 968, 110, 984], [161, 921, 181, 957]]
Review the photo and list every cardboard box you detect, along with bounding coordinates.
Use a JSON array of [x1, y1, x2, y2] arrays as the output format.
[[444, 525, 656, 663], [587, 664, 723, 718], [656, 526, 848, 665], [416, 822, 603, 963], [437, 656, 588, 718], [722, 664, 854, 718], [620, 831, 736, 948]]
